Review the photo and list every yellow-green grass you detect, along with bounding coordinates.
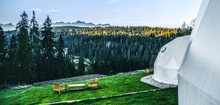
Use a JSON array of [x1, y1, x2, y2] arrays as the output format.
[[0, 72, 177, 105]]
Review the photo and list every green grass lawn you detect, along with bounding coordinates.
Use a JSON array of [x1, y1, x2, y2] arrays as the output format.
[[0, 72, 178, 105], [75, 88, 178, 105]]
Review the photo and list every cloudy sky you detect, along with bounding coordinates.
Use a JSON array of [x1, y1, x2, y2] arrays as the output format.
[[0, 0, 202, 27]]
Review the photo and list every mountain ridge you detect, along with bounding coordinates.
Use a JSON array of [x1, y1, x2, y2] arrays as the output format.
[[52, 20, 111, 27], [0, 21, 111, 31]]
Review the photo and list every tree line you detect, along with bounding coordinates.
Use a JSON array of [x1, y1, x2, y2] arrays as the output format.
[[53, 22, 193, 37], [0, 11, 191, 85]]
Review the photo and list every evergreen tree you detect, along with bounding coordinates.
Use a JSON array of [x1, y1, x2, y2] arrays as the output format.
[[30, 10, 40, 52], [29, 11, 43, 81], [26, 36, 36, 83], [56, 34, 65, 78], [67, 55, 76, 76], [78, 56, 85, 75], [57, 34, 65, 63], [41, 15, 56, 80], [0, 26, 6, 65], [0, 26, 5, 63], [7, 35, 18, 83], [29, 10, 40, 82], [16, 11, 32, 83], [0, 26, 6, 84], [8, 35, 18, 62]]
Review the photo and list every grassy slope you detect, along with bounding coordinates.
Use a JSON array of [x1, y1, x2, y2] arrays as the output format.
[[0, 72, 178, 105], [75, 88, 178, 105]]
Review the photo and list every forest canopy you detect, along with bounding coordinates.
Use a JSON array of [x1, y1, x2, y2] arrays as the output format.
[[0, 11, 192, 85]]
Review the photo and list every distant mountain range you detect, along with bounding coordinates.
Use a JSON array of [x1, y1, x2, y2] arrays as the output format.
[[53, 20, 111, 27], [0, 21, 111, 31], [0, 23, 15, 31]]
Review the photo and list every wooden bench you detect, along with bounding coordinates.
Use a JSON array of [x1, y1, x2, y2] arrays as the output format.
[[68, 84, 85, 91], [53, 83, 66, 94], [88, 78, 99, 89]]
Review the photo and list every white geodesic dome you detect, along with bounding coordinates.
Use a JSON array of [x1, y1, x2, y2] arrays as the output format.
[[152, 35, 190, 85]]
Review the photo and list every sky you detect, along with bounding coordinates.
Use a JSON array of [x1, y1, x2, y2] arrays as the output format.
[[0, 0, 202, 28]]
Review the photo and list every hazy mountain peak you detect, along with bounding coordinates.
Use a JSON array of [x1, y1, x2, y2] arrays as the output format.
[[0, 20, 111, 31], [0, 23, 15, 31], [52, 20, 110, 27]]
